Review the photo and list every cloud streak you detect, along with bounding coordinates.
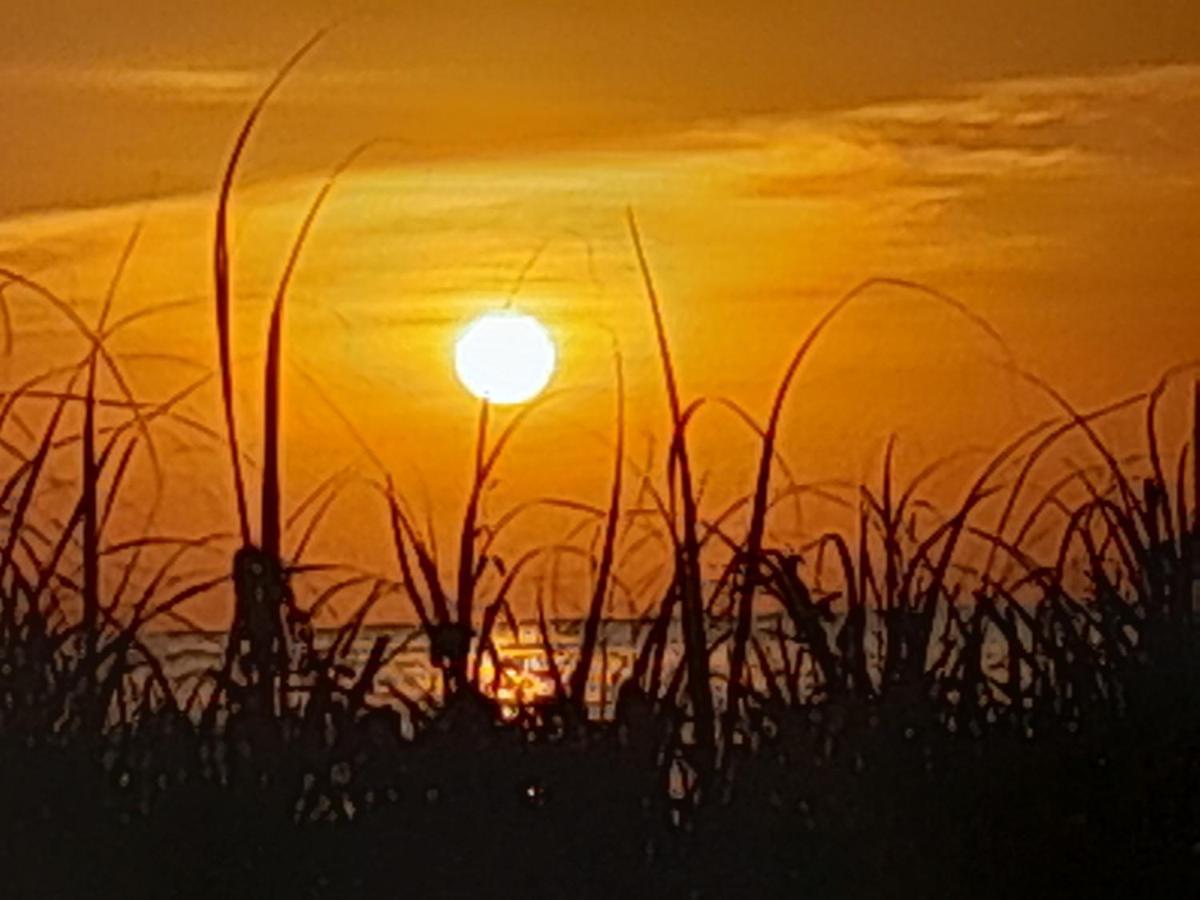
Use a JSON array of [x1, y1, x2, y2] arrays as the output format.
[[0, 63, 272, 104]]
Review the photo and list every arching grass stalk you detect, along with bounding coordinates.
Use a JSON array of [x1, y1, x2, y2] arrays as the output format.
[[212, 29, 329, 548], [626, 209, 715, 779], [726, 278, 1016, 759], [569, 339, 624, 713]]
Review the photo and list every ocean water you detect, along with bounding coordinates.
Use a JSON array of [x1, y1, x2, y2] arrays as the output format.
[[139, 606, 1029, 727], [140, 617, 656, 723]]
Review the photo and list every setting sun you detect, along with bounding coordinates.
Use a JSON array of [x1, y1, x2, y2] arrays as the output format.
[[454, 309, 557, 404]]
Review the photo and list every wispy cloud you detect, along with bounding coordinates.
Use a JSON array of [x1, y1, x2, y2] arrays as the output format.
[[691, 63, 1200, 222], [0, 63, 270, 104]]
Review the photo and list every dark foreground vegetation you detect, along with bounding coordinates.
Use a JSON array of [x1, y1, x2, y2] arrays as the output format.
[[3, 36, 1200, 900]]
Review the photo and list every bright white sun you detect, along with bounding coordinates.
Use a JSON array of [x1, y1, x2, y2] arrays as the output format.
[[454, 310, 557, 404]]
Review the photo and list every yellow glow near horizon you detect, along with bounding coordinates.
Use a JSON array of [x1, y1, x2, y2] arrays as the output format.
[[454, 310, 557, 404]]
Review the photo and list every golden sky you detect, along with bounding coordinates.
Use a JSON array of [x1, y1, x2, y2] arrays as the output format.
[[1, 3, 1198, 625]]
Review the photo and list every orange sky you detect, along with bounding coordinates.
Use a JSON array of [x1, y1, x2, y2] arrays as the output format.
[[1, 3, 1198, 626]]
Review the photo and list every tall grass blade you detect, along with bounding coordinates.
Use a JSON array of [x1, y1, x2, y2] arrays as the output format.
[[626, 209, 715, 773], [570, 342, 624, 710], [212, 29, 328, 547], [261, 145, 372, 559]]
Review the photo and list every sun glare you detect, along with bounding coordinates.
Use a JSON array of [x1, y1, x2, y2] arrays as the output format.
[[454, 310, 557, 404]]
